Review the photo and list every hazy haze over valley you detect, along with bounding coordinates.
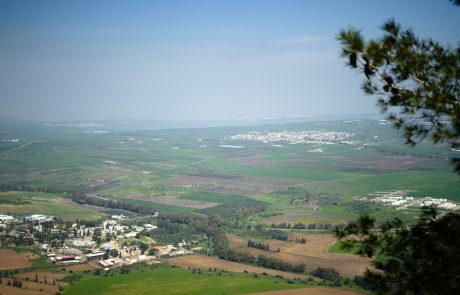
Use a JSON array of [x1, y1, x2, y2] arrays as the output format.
[[0, 0, 458, 122]]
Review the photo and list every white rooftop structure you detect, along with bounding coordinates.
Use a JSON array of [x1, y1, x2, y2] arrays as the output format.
[[111, 214, 126, 220], [25, 214, 54, 222], [143, 224, 158, 231], [0, 214, 15, 223], [124, 231, 137, 238]]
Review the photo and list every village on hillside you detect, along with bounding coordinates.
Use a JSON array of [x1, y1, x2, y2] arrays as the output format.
[[0, 212, 201, 271]]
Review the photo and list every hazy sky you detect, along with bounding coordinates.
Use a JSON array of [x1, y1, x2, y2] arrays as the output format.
[[0, 0, 459, 121]]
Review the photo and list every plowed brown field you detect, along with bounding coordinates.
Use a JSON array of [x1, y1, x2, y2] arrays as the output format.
[[228, 233, 371, 278], [0, 249, 32, 270]]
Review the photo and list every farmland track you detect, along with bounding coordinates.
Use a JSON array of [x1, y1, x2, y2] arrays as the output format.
[[0, 140, 34, 156]]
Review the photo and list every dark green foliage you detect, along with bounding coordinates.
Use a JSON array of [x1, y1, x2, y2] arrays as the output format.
[[264, 229, 288, 241], [119, 267, 130, 274], [198, 198, 267, 220], [272, 223, 291, 229], [250, 224, 289, 241], [0, 198, 31, 205], [256, 255, 305, 273], [338, 19, 460, 172], [146, 219, 200, 244], [291, 237, 307, 244], [12, 278, 22, 288], [210, 228, 303, 274], [312, 267, 340, 282], [138, 242, 149, 254], [247, 239, 270, 251], [334, 206, 460, 294], [292, 223, 306, 230], [72, 194, 157, 215]]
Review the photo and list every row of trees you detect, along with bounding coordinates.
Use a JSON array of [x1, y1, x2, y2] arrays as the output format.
[[247, 239, 270, 251], [252, 224, 288, 241], [72, 194, 157, 215], [199, 198, 267, 221], [291, 237, 307, 244], [271, 222, 334, 230], [312, 267, 340, 282], [256, 255, 305, 273], [211, 230, 304, 273], [157, 212, 305, 274]]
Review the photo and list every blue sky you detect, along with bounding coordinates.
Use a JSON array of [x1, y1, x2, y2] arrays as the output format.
[[0, 0, 458, 121]]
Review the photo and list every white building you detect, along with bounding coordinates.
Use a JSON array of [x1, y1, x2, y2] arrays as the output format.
[[25, 214, 54, 222], [71, 239, 96, 248], [111, 214, 126, 220], [0, 214, 15, 223], [143, 224, 158, 231], [124, 231, 137, 238]]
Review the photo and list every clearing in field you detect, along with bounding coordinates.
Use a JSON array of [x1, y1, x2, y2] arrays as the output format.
[[63, 266, 305, 295], [167, 254, 311, 280], [161, 174, 297, 195], [260, 212, 340, 225], [227, 234, 371, 278], [128, 194, 218, 209], [179, 191, 246, 204], [0, 249, 32, 270]]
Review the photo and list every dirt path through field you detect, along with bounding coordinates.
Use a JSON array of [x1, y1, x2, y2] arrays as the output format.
[[0, 141, 34, 156]]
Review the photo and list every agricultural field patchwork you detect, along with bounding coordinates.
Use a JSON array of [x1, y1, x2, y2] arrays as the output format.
[[1, 119, 458, 226], [0, 118, 458, 294]]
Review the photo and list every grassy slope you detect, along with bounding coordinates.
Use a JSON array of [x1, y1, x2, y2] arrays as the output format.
[[0, 191, 102, 220], [63, 267, 305, 295], [179, 191, 246, 203]]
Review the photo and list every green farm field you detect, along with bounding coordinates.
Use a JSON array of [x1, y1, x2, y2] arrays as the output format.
[[0, 191, 103, 220], [63, 266, 306, 295]]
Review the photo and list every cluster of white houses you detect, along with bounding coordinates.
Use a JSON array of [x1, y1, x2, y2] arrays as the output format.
[[360, 190, 459, 210], [2, 212, 196, 270], [0, 214, 55, 224], [230, 130, 357, 145]]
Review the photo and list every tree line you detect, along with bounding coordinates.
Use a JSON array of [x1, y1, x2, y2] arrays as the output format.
[[247, 239, 270, 251], [71, 194, 157, 215], [291, 237, 307, 244], [158, 212, 305, 274]]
